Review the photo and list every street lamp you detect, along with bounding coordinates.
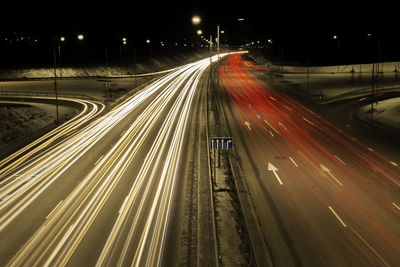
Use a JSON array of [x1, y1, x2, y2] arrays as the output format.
[[146, 39, 152, 57], [77, 34, 84, 41], [333, 35, 340, 73], [192, 16, 245, 59], [192, 16, 201, 24]]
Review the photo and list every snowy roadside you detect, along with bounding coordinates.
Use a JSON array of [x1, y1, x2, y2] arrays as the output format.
[[247, 54, 400, 140], [356, 97, 400, 136], [0, 101, 77, 159]]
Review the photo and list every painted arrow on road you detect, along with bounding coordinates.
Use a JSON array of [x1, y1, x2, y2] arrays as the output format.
[[244, 121, 252, 131], [320, 164, 343, 186], [268, 162, 283, 185]]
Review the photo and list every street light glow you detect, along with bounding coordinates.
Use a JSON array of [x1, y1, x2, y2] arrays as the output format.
[[77, 34, 84, 40], [192, 16, 201, 24], [197, 29, 203, 35]]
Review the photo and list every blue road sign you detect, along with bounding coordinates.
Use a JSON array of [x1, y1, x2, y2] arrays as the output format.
[[210, 137, 233, 149]]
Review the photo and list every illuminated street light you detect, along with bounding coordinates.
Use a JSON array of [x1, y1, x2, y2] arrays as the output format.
[[60, 36, 65, 42], [146, 39, 151, 44], [192, 16, 201, 24], [192, 15, 245, 58], [77, 34, 84, 40], [333, 35, 340, 72], [197, 29, 203, 35]]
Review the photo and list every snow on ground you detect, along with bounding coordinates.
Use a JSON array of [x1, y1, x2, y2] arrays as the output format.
[[357, 97, 400, 132], [255, 58, 400, 133], [0, 101, 77, 158]]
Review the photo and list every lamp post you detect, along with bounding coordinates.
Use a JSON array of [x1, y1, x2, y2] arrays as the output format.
[[146, 39, 152, 57], [333, 35, 340, 73], [58, 36, 65, 79], [53, 38, 60, 124], [192, 16, 245, 59]]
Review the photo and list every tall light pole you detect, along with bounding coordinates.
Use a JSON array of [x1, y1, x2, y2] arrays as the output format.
[[53, 38, 60, 124], [333, 35, 340, 73], [192, 16, 245, 58], [58, 36, 65, 79]]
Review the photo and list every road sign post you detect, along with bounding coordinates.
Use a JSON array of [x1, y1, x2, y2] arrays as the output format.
[[209, 137, 234, 150], [209, 137, 234, 183]]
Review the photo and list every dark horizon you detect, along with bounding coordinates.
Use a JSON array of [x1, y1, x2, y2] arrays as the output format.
[[1, 1, 398, 68]]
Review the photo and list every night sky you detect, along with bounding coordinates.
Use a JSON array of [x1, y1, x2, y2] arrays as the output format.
[[1, 1, 398, 67]]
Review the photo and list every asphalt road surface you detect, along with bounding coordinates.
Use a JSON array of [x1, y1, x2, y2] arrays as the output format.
[[218, 53, 400, 266], [0, 57, 217, 266]]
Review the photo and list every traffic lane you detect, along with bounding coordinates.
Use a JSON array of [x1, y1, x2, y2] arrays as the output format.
[[3, 61, 209, 266], [227, 102, 394, 266], [67, 65, 207, 266], [220, 54, 400, 266], [231, 55, 400, 264], [0, 85, 157, 265], [0, 96, 105, 178]]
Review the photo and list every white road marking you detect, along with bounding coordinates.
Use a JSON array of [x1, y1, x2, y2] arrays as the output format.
[[390, 161, 398, 167], [46, 200, 63, 220], [289, 157, 298, 167], [244, 121, 252, 131], [320, 164, 343, 186], [94, 155, 104, 165], [392, 202, 400, 211], [328, 206, 347, 227], [268, 162, 283, 185], [334, 155, 346, 166], [119, 196, 129, 214]]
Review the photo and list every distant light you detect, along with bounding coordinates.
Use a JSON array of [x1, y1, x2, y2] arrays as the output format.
[[237, 18, 245, 21], [60, 36, 65, 42], [77, 34, 84, 40], [146, 39, 151, 44], [367, 33, 372, 37], [268, 39, 272, 43], [197, 29, 203, 35], [192, 16, 201, 24], [333, 35, 338, 39]]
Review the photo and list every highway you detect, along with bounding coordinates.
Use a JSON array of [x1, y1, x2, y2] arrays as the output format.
[[0, 57, 218, 266], [218, 53, 400, 266]]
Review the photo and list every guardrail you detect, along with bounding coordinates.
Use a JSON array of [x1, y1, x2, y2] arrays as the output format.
[[0, 90, 97, 101]]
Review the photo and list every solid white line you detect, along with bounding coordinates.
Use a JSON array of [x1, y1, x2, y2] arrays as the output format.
[[289, 157, 298, 167], [334, 155, 346, 166], [94, 155, 104, 165], [392, 202, 400, 211], [44, 223, 75, 266], [390, 161, 398, 167], [329, 206, 347, 227], [119, 196, 129, 214], [274, 172, 283, 185], [46, 200, 63, 220]]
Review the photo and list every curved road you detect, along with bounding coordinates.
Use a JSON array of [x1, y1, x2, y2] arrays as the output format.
[[0, 57, 217, 266]]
